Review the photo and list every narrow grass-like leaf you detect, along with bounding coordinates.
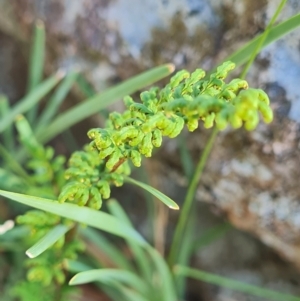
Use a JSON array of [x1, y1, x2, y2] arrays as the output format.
[[107, 199, 152, 281], [76, 73, 96, 98], [0, 190, 145, 245], [64, 259, 92, 273], [80, 227, 134, 271], [15, 115, 41, 156], [0, 241, 25, 251], [177, 134, 194, 180], [168, 128, 218, 266], [103, 286, 132, 301], [69, 269, 149, 296], [107, 199, 135, 227], [0, 95, 14, 150], [124, 177, 179, 210], [240, 0, 286, 79], [175, 209, 197, 298], [0, 225, 29, 241], [39, 64, 175, 143], [36, 70, 79, 131], [27, 20, 46, 122], [174, 266, 300, 301], [0, 144, 32, 183], [111, 282, 150, 301], [0, 168, 27, 193], [190, 223, 232, 254], [227, 13, 300, 67], [27, 20, 45, 92], [75, 73, 110, 118], [135, 167, 156, 242], [175, 221, 231, 298], [26, 224, 71, 258], [65, 260, 134, 301], [0, 224, 28, 251], [107, 201, 177, 300], [146, 246, 177, 301], [0, 71, 64, 133]]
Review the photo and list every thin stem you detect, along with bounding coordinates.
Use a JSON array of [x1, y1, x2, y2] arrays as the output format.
[[168, 127, 218, 266], [168, 0, 287, 291], [240, 0, 287, 79]]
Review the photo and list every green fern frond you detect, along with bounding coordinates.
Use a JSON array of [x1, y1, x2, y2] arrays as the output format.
[[59, 61, 273, 210]]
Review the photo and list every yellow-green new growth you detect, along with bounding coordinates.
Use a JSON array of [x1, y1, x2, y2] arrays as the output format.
[[59, 61, 273, 210]]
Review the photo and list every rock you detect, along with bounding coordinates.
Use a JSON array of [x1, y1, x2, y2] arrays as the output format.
[[194, 116, 300, 268], [2, 0, 299, 120]]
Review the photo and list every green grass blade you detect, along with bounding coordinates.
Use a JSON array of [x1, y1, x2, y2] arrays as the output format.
[[0, 144, 32, 183], [112, 282, 150, 301], [107, 202, 177, 300], [0, 223, 28, 252], [69, 269, 149, 295], [27, 20, 46, 122], [69, 268, 150, 301], [80, 227, 134, 271], [64, 259, 92, 273], [177, 134, 194, 180], [76, 73, 96, 98], [15, 115, 42, 156], [0, 168, 27, 193], [240, 0, 287, 79], [0, 241, 25, 251], [26, 224, 71, 258], [0, 95, 14, 150], [174, 210, 197, 298], [146, 246, 177, 301], [168, 128, 218, 267], [174, 266, 300, 301], [107, 199, 152, 281], [75, 73, 110, 119], [135, 167, 156, 243], [124, 177, 179, 210], [65, 260, 134, 301], [175, 222, 231, 297], [0, 71, 64, 133], [39, 64, 175, 143], [106, 199, 134, 226], [190, 222, 232, 254], [227, 13, 300, 67], [27, 20, 45, 92], [0, 225, 29, 240], [0, 190, 146, 245], [36, 70, 79, 131]]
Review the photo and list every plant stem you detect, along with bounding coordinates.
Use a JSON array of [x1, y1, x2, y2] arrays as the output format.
[[168, 127, 218, 267], [169, 0, 288, 268], [240, 0, 287, 79]]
